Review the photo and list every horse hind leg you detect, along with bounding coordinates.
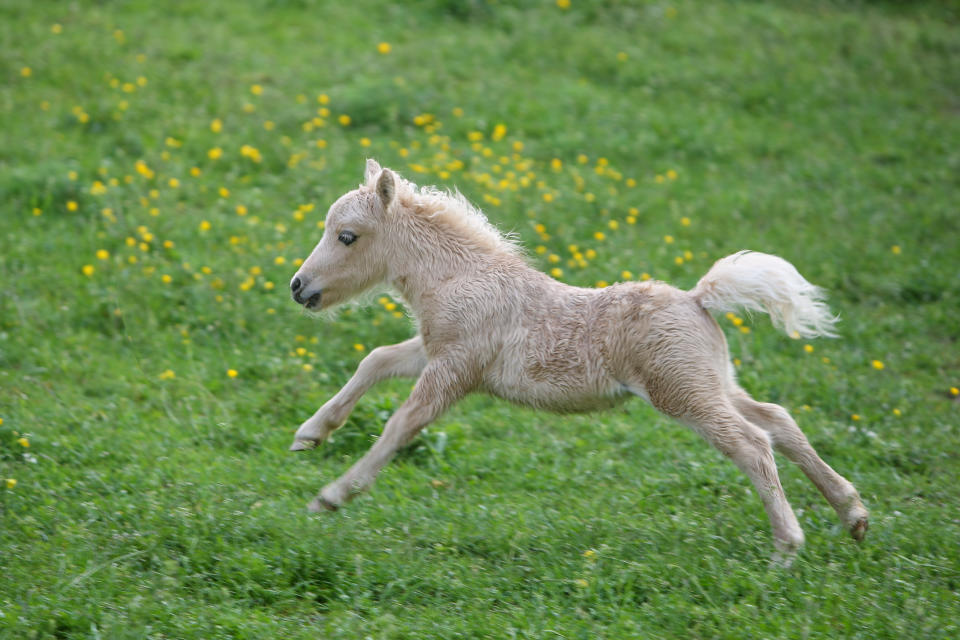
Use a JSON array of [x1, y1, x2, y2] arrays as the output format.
[[731, 389, 869, 542], [688, 405, 806, 565], [636, 380, 807, 565]]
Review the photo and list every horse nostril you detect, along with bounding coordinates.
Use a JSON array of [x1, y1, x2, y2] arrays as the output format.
[[291, 277, 302, 293]]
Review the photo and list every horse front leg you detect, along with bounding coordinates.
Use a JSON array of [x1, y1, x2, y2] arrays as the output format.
[[310, 359, 469, 511], [290, 336, 426, 451]]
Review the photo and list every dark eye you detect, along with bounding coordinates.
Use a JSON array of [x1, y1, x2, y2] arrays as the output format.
[[338, 231, 357, 246]]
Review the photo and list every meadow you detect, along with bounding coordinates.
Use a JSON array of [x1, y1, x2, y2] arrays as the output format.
[[1, 0, 958, 637]]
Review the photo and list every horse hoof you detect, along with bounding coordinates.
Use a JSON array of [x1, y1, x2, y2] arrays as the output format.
[[849, 516, 868, 542], [289, 439, 317, 451], [308, 496, 338, 513]]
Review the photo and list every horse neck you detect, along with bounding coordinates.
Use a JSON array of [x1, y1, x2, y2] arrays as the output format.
[[384, 208, 524, 316]]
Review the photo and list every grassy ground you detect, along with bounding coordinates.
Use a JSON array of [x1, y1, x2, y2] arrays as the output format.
[[1, 0, 958, 637]]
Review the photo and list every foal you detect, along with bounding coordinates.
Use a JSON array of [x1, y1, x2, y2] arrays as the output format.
[[289, 160, 868, 561]]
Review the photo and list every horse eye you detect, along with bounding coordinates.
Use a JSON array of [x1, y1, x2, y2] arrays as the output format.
[[338, 231, 357, 246]]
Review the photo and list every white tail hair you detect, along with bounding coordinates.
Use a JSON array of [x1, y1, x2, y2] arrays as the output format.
[[690, 251, 838, 338]]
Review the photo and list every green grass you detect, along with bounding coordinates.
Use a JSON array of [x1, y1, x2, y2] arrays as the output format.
[[1, 0, 958, 637]]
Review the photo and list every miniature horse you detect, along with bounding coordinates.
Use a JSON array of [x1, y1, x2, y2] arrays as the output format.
[[289, 160, 868, 563]]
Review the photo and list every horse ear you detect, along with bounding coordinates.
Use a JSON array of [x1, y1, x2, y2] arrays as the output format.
[[376, 168, 396, 209], [364, 158, 382, 184]]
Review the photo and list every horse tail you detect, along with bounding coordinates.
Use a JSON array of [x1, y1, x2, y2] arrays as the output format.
[[690, 250, 838, 339]]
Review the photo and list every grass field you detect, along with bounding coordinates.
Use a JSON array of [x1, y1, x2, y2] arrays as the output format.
[[1, 0, 959, 637]]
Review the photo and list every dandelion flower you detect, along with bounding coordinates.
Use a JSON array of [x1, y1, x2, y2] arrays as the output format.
[[803, 344, 814, 354], [17, 437, 29, 448], [208, 147, 223, 160], [583, 549, 596, 559], [892, 408, 902, 417], [159, 369, 175, 380], [950, 387, 958, 397], [871, 360, 884, 370], [199, 220, 211, 231], [96, 249, 110, 260], [20, 67, 32, 77], [338, 114, 351, 126], [250, 84, 263, 95], [353, 343, 366, 352], [550, 267, 563, 278], [664, 235, 674, 244], [67, 201, 78, 212], [891, 245, 901, 255], [376, 42, 391, 54], [5, 479, 15, 490], [621, 270, 633, 280], [82, 265, 95, 276], [593, 231, 605, 241], [227, 369, 238, 378]]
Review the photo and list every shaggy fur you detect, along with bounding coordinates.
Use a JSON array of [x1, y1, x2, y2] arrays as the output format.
[[288, 160, 868, 563]]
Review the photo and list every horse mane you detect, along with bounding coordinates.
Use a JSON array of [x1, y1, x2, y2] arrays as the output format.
[[369, 172, 525, 258]]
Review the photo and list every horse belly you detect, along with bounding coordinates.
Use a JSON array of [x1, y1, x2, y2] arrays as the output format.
[[483, 353, 626, 413]]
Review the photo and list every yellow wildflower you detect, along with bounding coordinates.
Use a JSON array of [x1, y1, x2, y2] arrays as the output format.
[[871, 360, 885, 370], [82, 265, 95, 276], [96, 249, 110, 260], [377, 42, 391, 54], [5, 479, 15, 490], [227, 369, 238, 378]]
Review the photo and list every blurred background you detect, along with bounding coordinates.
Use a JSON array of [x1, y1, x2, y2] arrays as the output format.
[[1, 1, 958, 638]]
